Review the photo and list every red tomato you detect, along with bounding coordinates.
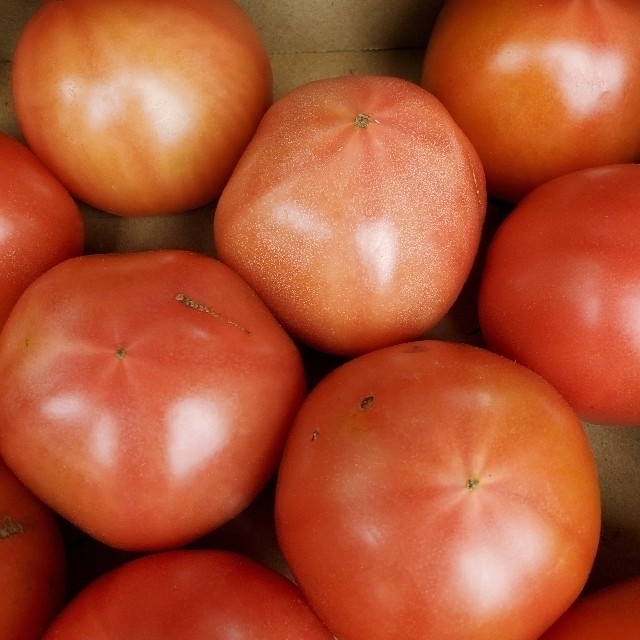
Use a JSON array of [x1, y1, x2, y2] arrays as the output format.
[[539, 575, 640, 639], [42, 549, 334, 639], [0, 133, 84, 328], [214, 74, 486, 356], [478, 164, 640, 427], [421, 0, 640, 202], [275, 340, 601, 640], [11, 0, 272, 216], [0, 458, 66, 640], [0, 250, 305, 551]]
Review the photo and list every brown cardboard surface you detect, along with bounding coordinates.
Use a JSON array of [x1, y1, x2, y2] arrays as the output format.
[[0, 0, 442, 63], [236, 0, 443, 53], [0, 62, 15, 138], [0, 0, 639, 597], [583, 423, 640, 589], [271, 48, 423, 98], [0, 1, 36, 61]]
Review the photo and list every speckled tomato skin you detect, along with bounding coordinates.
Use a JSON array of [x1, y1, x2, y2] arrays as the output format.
[[213, 75, 486, 356]]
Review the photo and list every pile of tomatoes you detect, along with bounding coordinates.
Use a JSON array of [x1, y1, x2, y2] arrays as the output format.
[[1, 0, 640, 638]]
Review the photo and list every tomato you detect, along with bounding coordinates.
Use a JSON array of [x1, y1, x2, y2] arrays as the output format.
[[213, 74, 486, 356], [275, 340, 601, 640], [539, 575, 640, 639], [0, 133, 84, 329], [0, 458, 66, 640], [11, 0, 272, 216], [0, 250, 305, 551], [478, 164, 640, 427], [421, 0, 640, 203], [42, 549, 334, 639]]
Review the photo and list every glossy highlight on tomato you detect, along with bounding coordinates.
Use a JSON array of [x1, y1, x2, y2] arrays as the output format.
[[214, 74, 486, 356], [11, 0, 272, 216], [275, 340, 601, 640], [0, 250, 306, 551], [479, 164, 640, 427], [422, 0, 640, 202]]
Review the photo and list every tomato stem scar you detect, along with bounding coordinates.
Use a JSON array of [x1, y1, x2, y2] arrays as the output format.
[[465, 478, 480, 490], [0, 516, 25, 539], [354, 113, 371, 128], [114, 347, 127, 359], [175, 294, 252, 335]]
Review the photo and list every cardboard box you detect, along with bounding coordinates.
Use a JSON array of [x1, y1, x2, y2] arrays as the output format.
[[1, 0, 639, 599]]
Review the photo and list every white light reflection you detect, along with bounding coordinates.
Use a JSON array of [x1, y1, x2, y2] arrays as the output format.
[[0, 218, 14, 244], [43, 392, 86, 421], [492, 42, 626, 116], [355, 217, 398, 288], [273, 200, 332, 240], [165, 398, 229, 478], [42, 393, 118, 467], [60, 72, 194, 144], [454, 514, 550, 614]]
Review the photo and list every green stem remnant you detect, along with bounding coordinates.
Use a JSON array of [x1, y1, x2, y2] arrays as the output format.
[[175, 294, 252, 336]]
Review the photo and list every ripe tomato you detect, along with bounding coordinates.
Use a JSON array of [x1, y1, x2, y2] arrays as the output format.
[[214, 74, 486, 356], [275, 340, 601, 640], [0, 133, 84, 329], [421, 0, 640, 202], [539, 575, 640, 639], [478, 164, 640, 427], [11, 0, 272, 216], [0, 250, 305, 551], [42, 549, 334, 639], [0, 458, 66, 640]]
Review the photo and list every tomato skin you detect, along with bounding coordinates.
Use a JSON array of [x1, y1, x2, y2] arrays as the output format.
[[0, 459, 66, 640], [0, 133, 84, 329], [42, 549, 334, 639], [11, 0, 272, 216], [478, 164, 640, 427], [0, 250, 306, 551], [539, 575, 640, 639], [421, 0, 640, 202], [214, 74, 486, 356], [275, 340, 601, 640]]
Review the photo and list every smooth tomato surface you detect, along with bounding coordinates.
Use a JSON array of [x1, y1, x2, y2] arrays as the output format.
[[0, 133, 84, 328], [214, 74, 486, 356], [11, 0, 272, 216], [422, 0, 640, 202], [0, 250, 305, 551], [0, 459, 66, 640], [479, 164, 640, 427], [43, 550, 334, 639], [275, 340, 601, 640], [540, 575, 640, 639]]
